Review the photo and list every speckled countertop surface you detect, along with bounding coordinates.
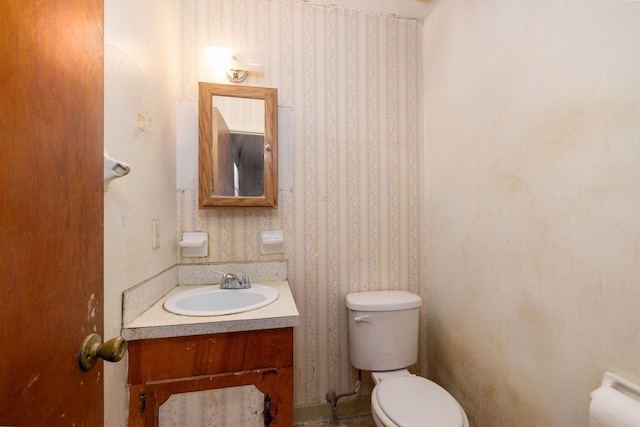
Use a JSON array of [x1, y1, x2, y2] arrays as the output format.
[[122, 281, 299, 341]]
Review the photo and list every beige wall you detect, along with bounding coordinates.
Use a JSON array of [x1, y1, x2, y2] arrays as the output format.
[[423, 1, 640, 425], [103, 1, 178, 425], [176, 0, 426, 406]]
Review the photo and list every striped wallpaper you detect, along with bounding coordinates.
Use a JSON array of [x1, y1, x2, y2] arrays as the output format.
[[160, 386, 264, 426], [177, 0, 426, 407]]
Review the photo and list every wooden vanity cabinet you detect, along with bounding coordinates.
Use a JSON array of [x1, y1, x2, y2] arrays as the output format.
[[127, 327, 293, 427]]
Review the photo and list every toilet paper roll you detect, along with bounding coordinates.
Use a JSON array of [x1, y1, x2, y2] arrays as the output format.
[[589, 387, 640, 427]]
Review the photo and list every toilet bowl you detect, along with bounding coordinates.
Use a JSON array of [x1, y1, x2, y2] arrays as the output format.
[[369, 370, 469, 427], [346, 291, 469, 427]]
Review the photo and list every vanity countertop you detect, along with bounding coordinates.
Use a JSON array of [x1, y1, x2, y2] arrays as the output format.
[[122, 281, 299, 341]]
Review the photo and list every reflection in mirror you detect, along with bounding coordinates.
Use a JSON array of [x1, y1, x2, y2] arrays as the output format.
[[212, 96, 264, 197], [199, 83, 278, 208]]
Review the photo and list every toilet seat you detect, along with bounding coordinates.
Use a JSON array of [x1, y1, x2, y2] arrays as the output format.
[[373, 376, 466, 427]]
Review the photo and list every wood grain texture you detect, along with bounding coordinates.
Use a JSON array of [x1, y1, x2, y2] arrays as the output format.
[[128, 328, 293, 384], [0, 0, 104, 424]]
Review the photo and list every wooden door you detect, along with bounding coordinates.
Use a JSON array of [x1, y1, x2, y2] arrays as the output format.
[[0, 0, 105, 425]]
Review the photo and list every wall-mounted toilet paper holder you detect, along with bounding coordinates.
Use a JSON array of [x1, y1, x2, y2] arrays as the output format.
[[592, 371, 640, 399], [589, 371, 640, 427]]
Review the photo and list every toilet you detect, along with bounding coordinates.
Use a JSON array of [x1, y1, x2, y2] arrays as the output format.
[[346, 290, 469, 427]]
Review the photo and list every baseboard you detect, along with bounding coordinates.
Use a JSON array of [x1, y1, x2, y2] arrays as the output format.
[[294, 395, 371, 425]]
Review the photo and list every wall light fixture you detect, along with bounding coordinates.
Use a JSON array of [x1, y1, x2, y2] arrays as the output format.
[[204, 46, 265, 83], [226, 51, 265, 83]]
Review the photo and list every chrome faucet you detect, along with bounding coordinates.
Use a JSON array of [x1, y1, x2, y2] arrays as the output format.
[[214, 271, 252, 289]]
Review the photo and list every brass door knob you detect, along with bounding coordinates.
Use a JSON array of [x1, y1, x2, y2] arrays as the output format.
[[79, 333, 127, 371]]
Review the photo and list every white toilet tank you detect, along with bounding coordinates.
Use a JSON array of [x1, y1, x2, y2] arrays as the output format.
[[346, 290, 422, 371]]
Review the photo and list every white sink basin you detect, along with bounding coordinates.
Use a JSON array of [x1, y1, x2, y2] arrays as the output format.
[[164, 284, 279, 316]]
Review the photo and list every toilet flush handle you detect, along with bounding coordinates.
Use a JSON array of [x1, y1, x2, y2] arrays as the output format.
[[354, 315, 370, 323]]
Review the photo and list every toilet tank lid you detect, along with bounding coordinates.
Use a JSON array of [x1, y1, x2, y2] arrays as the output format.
[[346, 291, 421, 311]]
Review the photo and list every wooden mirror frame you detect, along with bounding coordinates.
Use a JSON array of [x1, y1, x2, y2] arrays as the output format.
[[199, 82, 278, 208]]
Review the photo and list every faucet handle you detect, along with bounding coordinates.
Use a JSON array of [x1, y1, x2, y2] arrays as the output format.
[[241, 272, 256, 287], [213, 270, 229, 285]]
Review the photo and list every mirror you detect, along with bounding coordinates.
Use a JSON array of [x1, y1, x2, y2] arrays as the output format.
[[199, 82, 278, 208]]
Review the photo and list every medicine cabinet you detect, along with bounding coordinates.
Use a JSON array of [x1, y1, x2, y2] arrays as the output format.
[[198, 83, 278, 208]]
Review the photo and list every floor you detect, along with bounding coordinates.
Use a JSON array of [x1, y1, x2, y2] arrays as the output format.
[[295, 415, 375, 427]]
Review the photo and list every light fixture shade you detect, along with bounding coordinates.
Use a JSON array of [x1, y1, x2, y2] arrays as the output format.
[[229, 50, 265, 73], [204, 46, 265, 83]]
